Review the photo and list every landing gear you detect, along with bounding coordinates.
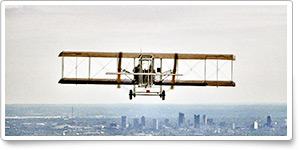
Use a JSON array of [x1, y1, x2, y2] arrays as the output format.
[[129, 90, 133, 100], [129, 89, 165, 100], [161, 90, 166, 100]]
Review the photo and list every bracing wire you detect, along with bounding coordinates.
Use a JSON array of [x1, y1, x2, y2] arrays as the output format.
[[206, 60, 228, 80], [92, 59, 114, 78]]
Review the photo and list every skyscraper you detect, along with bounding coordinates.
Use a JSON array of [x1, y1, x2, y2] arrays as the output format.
[[203, 114, 207, 125], [207, 118, 214, 126], [109, 122, 119, 129], [178, 112, 185, 127], [252, 120, 259, 130], [266, 116, 272, 127], [219, 122, 226, 128], [153, 119, 158, 130], [194, 114, 200, 128], [121, 116, 128, 128], [187, 119, 192, 127], [70, 106, 74, 125], [164, 118, 170, 127], [133, 118, 139, 129], [285, 119, 287, 126], [71, 106, 73, 119], [141, 116, 146, 127], [232, 123, 236, 130]]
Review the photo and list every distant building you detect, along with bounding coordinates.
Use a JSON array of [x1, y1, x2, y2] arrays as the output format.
[[178, 112, 185, 127], [153, 119, 158, 130], [266, 116, 272, 127], [207, 118, 214, 126], [121, 116, 128, 128], [141, 116, 146, 127], [285, 119, 287, 126], [71, 106, 74, 118], [70, 107, 74, 125], [164, 118, 170, 127], [252, 120, 259, 130], [133, 118, 139, 129], [109, 122, 119, 129], [219, 122, 226, 128], [232, 123, 236, 130], [187, 119, 193, 127], [203, 115, 207, 125], [194, 114, 200, 128]]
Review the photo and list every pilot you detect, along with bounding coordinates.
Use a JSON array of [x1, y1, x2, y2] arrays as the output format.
[[143, 69, 147, 84], [133, 64, 141, 83], [149, 64, 155, 82]]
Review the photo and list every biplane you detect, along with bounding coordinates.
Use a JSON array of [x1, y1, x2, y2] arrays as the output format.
[[58, 51, 236, 100]]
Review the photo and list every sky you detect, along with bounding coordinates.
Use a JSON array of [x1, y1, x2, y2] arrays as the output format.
[[4, 5, 287, 104]]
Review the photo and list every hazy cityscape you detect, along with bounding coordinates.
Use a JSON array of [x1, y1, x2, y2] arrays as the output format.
[[5, 104, 287, 136]]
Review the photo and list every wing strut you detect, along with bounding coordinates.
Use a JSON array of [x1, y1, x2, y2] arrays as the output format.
[[117, 52, 122, 88], [171, 53, 178, 89]]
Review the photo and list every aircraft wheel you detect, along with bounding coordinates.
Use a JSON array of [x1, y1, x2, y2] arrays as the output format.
[[161, 90, 165, 100], [129, 90, 133, 100]]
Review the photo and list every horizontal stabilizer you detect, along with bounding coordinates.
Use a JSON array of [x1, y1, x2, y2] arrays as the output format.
[[106, 72, 183, 76]]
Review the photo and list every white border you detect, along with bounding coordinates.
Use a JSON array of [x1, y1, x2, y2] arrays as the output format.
[[0, 1, 293, 141]]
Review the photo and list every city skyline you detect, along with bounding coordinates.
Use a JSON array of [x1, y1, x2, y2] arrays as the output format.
[[4, 104, 287, 136]]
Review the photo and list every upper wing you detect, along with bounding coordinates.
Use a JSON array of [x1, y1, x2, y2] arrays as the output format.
[[58, 51, 235, 60]]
